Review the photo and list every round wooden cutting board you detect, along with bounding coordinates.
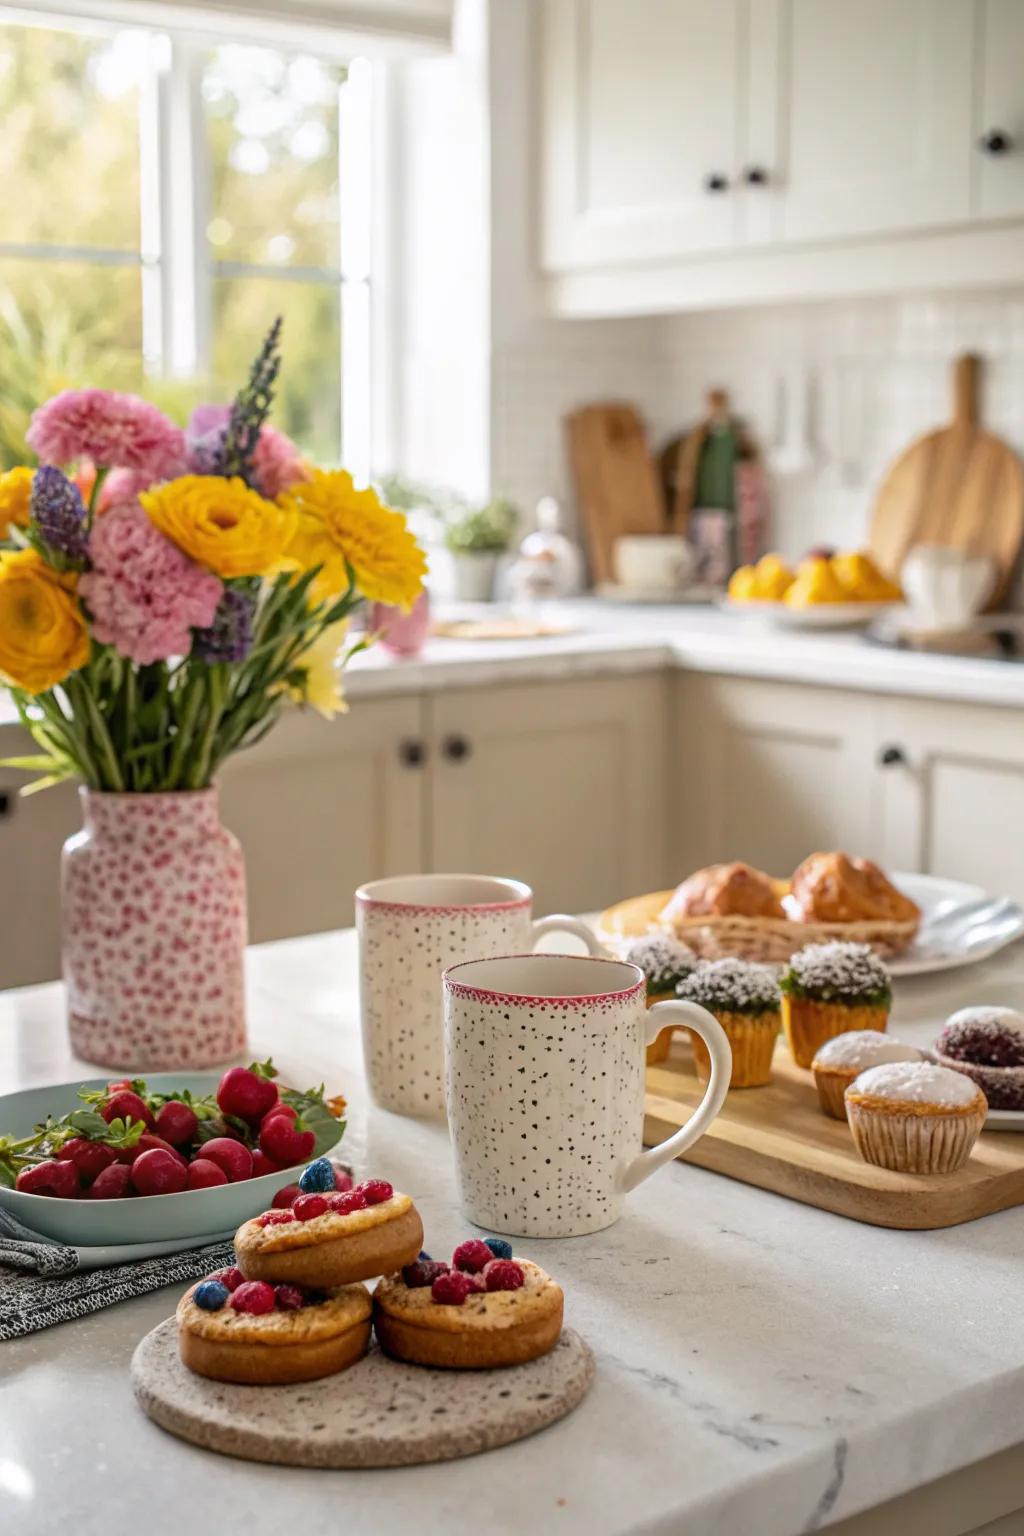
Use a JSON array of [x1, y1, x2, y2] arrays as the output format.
[[132, 1321, 594, 1468], [868, 353, 1024, 601]]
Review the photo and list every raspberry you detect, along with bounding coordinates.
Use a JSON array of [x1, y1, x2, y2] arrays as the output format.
[[483, 1259, 525, 1292], [452, 1239, 493, 1273], [328, 1189, 367, 1215], [431, 1271, 482, 1306], [293, 1193, 328, 1221], [358, 1178, 393, 1206], [402, 1259, 450, 1289], [230, 1280, 276, 1315], [154, 1100, 199, 1147], [333, 1166, 354, 1192], [217, 1066, 278, 1122], [193, 1280, 229, 1311], [185, 1158, 228, 1190], [484, 1236, 513, 1261], [298, 1157, 335, 1194], [271, 1183, 301, 1209], [210, 1266, 244, 1292], [200, 1137, 253, 1183], [274, 1284, 307, 1311], [258, 1208, 296, 1226]]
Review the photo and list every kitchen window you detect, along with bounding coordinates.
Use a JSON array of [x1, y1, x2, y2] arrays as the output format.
[[0, 9, 372, 478]]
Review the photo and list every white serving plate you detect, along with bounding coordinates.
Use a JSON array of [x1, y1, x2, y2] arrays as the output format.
[[888, 874, 1024, 978], [721, 597, 895, 630], [0, 1072, 343, 1246], [985, 1108, 1024, 1131], [54, 1229, 236, 1270]]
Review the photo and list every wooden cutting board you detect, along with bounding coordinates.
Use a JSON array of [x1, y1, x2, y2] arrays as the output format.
[[645, 1037, 1024, 1230], [565, 402, 665, 584], [868, 353, 1024, 601]]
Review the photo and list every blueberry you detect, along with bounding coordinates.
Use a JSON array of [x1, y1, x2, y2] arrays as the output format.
[[484, 1237, 513, 1261], [298, 1157, 335, 1193], [418, 1250, 431, 1261], [194, 1280, 229, 1311]]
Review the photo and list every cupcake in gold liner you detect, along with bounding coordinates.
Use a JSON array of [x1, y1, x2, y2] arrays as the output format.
[[845, 1061, 987, 1174], [620, 935, 698, 1064], [811, 1031, 922, 1120], [779, 942, 891, 1068], [676, 958, 780, 1088]]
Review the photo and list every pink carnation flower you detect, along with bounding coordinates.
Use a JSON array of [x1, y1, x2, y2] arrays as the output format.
[[80, 504, 222, 665], [28, 389, 186, 479], [98, 467, 157, 512]]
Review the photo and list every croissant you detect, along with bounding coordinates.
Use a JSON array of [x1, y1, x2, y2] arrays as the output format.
[[789, 853, 920, 925], [661, 862, 786, 923]]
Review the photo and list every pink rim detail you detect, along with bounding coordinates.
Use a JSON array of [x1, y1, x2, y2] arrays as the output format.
[[356, 894, 532, 916], [444, 954, 645, 1007]]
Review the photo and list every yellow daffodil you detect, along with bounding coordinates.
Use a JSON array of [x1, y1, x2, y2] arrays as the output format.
[[0, 549, 89, 693], [140, 475, 296, 579], [289, 619, 350, 719], [0, 466, 34, 538], [279, 470, 426, 611]]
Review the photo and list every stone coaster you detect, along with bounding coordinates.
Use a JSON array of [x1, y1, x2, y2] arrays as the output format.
[[132, 1319, 595, 1468]]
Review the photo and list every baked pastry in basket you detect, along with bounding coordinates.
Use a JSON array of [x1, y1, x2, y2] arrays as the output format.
[[660, 862, 785, 923], [789, 853, 920, 926]]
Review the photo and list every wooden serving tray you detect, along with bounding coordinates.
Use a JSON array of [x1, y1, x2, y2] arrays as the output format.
[[644, 1037, 1024, 1230]]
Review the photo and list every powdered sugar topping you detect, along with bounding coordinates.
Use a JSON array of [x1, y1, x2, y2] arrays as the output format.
[[785, 942, 890, 999], [814, 1031, 921, 1071], [621, 934, 697, 989], [848, 1060, 982, 1107], [678, 957, 779, 1013]]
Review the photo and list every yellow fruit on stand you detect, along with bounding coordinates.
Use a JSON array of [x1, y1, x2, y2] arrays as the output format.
[[784, 556, 849, 607], [831, 550, 902, 602]]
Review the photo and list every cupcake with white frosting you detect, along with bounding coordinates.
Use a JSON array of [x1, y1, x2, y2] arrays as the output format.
[[845, 1061, 987, 1174], [677, 958, 780, 1088], [779, 941, 891, 1068], [811, 1031, 922, 1121], [620, 935, 698, 1064]]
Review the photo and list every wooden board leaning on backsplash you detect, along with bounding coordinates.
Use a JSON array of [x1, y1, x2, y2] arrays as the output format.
[[564, 402, 665, 584]]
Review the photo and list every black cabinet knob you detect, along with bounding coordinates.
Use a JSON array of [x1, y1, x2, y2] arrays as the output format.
[[0, 790, 11, 819], [743, 165, 768, 186], [704, 172, 729, 193], [979, 129, 1012, 155], [398, 738, 427, 769], [878, 744, 907, 768], [442, 734, 472, 764]]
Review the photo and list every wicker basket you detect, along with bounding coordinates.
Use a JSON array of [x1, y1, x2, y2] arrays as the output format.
[[656, 913, 919, 964]]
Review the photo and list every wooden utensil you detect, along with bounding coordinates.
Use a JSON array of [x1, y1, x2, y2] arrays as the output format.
[[868, 354, 1024, 602], [565, 403, 664, 584]]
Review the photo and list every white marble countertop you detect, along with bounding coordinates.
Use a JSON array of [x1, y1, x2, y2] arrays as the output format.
[[3, 927, 1024, 1536]]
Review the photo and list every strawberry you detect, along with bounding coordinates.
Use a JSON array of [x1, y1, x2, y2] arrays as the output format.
[[57, 1138, 118, 1183], [130, 1148, 188, 1196], [250, 1148, 283, 1178], [186, 1158, 228, 1190], [200, 1137, 254, 1183], [259, 1113, 314, 1167], [102, 1089, 154, 1130], [217, 1065, 278, 1123], [86, 1163, 133, 1199], [154, 1100, 199, 1147], [118, 1133, 187, 1167], [16, 1159, 80, 1198], [260, 1103, 297, 1128]]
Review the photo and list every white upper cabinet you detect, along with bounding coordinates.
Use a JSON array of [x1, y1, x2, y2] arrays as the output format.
[[976, 0, 1024, 219], [542, 0, 741, 267]]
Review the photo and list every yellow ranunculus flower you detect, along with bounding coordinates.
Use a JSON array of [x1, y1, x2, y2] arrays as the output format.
[[0, 549, 89, 694], [289, 618, 350, 719], [0, 466, 34, 538], [279, 470, 427, 611], [140, 475, 296, 579]]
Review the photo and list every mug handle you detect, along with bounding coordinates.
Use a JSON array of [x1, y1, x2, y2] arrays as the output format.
[[530, 914, 606, 956], [620, 1000, 732, 1192]]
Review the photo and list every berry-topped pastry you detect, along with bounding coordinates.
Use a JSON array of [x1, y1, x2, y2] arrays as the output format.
[[176, 1266, 371, 1384], [677, 958, 780, 1088], [620, 934, 697, 1064], [933, 1006, 1024, 1110], [234, 1164, 423, 1289], [373, 1237, 564, 1369], [780, 941, 892, 1068]]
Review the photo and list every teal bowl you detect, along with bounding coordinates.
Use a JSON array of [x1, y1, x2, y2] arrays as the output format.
[[0, 1073, 343, 1247]]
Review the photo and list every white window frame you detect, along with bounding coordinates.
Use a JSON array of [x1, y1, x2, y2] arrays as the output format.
[[0, 3, 376, 479]]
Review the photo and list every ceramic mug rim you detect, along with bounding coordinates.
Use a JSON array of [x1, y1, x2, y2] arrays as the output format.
[[444, 952, 645, 1006], [356, 874, 533, 915]]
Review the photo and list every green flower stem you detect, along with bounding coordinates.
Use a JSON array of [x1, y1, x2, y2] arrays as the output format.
[[86, 465, 110, 530], [189, 665, 227, 789], [67, 673, 124, 791], [165, 672, 203, 790]]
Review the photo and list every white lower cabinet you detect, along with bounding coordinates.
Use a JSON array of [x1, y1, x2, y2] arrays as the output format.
[[0, 728, 81, 989]]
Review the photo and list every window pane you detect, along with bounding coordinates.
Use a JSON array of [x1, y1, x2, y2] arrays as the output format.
[[212, 277, 340, 461], [0, 22, 144, 251], [0, 259, 143, 468], [203, 46, 342, 270]]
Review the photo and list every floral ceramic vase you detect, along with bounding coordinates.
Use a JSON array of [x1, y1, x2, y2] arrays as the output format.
[[62, 788, 248, 1070]]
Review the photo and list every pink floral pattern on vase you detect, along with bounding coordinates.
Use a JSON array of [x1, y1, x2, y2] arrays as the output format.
[[62, 789, 248, 1070]]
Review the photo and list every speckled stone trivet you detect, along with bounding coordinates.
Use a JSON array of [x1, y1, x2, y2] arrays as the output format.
[[131, 1319, 594, 1468]]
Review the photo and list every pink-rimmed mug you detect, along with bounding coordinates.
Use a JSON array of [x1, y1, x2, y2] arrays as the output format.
[[443, 952, 732, 1237], [356, 875, 603, 1116]]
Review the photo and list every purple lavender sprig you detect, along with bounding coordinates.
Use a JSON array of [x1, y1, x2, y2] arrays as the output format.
[[193, 587, 255, 663], [29, 466, 89, 567], [211, 317, 283, 487]]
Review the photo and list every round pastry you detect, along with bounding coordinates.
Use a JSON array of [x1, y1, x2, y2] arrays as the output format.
[[811, 1031, 922, 1120], [676, 958, 780, 1088], [177, 1271, 371, 1384], [235, 1177, 423, 1288], [845, 1061, 987, 1174], [620, 934, 697, 1064], [373, 1243, 563, 1369], [789, 853, 921, 927], [780, 941, 892, 1068], [933, 1006, 1024, 1110], [662, 862, 786, 923]]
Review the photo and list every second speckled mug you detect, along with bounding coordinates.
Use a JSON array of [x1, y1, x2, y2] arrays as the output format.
[[356, 875, 603, 1116]]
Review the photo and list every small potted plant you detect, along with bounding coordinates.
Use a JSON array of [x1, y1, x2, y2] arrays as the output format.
[[444, 496, 517, 602]]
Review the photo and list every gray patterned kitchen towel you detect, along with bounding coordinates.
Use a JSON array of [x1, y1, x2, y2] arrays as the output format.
[[0, 1207, 233, 1340]]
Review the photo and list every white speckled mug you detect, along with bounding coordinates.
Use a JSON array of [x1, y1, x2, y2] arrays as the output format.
[[444, 952, 732, 1237], [356, 875, 603, 1116]]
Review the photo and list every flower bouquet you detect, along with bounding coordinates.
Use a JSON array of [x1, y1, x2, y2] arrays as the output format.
[[0, 319, 426, 1069]]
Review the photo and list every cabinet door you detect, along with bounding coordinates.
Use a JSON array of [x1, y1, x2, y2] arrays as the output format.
[[219, 695, 425, 943], [541, 0, 741, 269], [772, 0, 974, 243], [976, 0, 1024, 219], [0, 727, 81, 987], [674, 676, 880, 878], [429, 674, 670, 913], [876, 697, 1024, 901]]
